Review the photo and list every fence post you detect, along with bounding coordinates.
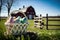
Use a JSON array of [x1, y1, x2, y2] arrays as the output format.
[[46, 14, 48, 30]]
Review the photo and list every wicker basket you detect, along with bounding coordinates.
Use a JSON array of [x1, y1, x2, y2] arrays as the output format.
[[4, 12, 28, 35]]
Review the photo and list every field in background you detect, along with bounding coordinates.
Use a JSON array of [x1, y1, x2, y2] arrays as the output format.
[[0, 18, 60, 40]]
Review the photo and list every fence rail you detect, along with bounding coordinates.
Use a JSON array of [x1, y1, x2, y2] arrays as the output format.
[[46, 14, 60, 30], [48, 19, 60, 21], [44, 24, 60, 26]]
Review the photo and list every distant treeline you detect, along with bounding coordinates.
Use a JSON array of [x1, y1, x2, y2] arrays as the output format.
[[0, 17, 7, 20], [43, 16, 60, 18], [0, 16, 60, 19]]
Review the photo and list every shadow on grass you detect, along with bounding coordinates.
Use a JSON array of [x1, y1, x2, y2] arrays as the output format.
[[0, 31, 60, 40], [0, 32, 39, 40], [13, 32, 39, 40], [24, 32, 39, 40]]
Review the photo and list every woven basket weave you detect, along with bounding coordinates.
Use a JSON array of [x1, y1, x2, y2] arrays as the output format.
[[5, 12, 28, 35]]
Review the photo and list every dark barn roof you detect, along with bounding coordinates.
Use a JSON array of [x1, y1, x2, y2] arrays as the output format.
[[10, 6, 36, 16]]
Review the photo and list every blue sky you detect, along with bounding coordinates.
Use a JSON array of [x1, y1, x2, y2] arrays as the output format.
[[1, 0, 60, 17]]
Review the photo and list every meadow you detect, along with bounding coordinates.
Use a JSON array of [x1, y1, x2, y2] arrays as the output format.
[[0, 18, 60, 40]]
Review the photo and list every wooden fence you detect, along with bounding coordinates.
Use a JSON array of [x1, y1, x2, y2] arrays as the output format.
[[34, 14, 60, 30], [34, 14, 44, 29], [46, 14, 60, 30]]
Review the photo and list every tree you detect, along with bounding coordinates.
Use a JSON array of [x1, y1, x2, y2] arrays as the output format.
[[0, 0, 2, 14], [0, 0, 7, 21], [6, 0, 13, 16], [0, 0, 2, 21]]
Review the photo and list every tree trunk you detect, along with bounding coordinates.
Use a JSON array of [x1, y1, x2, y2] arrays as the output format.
[[8, 8, 10, 16], [0, 6, 1, 21]]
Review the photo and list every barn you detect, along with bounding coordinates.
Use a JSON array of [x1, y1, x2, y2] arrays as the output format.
[[10, 6, 36, 19]]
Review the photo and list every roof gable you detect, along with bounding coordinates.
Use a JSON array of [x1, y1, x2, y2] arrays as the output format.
[[10, 6, 35, 15]]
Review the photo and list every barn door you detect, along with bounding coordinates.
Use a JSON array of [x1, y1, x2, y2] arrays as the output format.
[[29, 15, 32, 19]]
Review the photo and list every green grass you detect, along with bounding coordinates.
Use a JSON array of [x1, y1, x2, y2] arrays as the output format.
[[27, 19, 60, 40], [0, 18, 60, 40], [0, 19, 6, 32]]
